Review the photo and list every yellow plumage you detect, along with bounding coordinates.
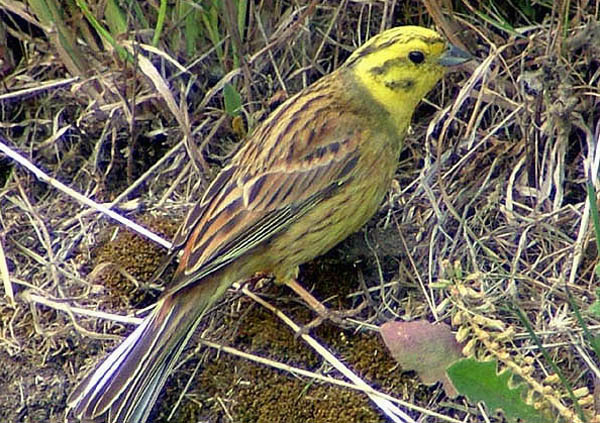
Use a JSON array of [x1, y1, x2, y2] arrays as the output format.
[[69, 25, 470, 423]]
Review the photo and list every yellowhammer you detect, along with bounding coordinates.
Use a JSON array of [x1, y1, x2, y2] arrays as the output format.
[[69, 25, 471, 423]]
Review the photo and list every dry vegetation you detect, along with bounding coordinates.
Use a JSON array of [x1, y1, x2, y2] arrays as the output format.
[[1, 1, 599, 422]]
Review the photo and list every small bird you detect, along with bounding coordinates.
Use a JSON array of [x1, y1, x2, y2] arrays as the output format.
[[68, 26, 471, 422]]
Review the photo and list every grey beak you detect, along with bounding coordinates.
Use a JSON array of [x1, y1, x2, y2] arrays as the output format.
[[438, 44, 472, 66]]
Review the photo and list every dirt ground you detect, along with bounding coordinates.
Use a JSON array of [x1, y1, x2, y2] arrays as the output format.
[[1, 1, 600, 423]]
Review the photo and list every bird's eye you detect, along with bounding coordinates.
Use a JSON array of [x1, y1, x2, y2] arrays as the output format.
[[408, 51, 425, 64]]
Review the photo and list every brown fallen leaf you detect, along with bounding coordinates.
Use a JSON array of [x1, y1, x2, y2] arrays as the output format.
[[380, 320, 464, 397]]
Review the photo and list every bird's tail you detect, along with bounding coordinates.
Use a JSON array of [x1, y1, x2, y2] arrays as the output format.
[[68, 275, 226, 423]]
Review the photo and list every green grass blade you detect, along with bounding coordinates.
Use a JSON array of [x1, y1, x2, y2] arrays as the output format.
[[75, 0, 133, 63], [152, 0, 168, 47]]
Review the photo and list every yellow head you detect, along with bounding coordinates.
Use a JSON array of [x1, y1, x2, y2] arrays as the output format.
[[346, 26, 471, 129]]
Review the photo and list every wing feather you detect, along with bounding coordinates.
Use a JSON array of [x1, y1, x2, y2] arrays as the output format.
[[165, 87, 362, 295]]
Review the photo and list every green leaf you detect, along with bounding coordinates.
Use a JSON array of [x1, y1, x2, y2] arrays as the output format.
[[447, 358, 551, 423], [224, 83, 242, 116]]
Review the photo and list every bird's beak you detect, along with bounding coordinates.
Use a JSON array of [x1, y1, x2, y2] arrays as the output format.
[[438, 44, 472, 67]]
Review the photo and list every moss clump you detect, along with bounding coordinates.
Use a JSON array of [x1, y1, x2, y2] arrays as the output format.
[[90, 214, 178, 307], [199, 354, 385, 423], [159, 278, 423, 423]]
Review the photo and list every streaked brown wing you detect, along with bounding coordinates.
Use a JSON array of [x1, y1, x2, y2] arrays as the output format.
[[164, 103, 362, 296], [168, 165, 237, 253], [167, 82, 345, 258], [152, 167, 236, 283]]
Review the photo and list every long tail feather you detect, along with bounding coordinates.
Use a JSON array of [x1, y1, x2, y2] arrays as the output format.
[[68, 276, 226, 423]]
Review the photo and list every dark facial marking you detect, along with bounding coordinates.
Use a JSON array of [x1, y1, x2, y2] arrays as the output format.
[[369, 65, 386, 76], [369, 57, 408, 77], [384, 79, 415, 91]]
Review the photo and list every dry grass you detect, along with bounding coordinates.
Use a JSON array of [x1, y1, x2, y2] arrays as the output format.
[[1, 1, 599, 422]]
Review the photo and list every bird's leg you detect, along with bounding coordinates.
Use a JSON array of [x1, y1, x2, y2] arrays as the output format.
[[285, 278, 366, 332]]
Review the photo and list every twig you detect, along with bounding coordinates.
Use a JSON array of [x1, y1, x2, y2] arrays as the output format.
[[22, 291, 140, 339], [0, 136, 172, 250], [0, 237, 13, 305]]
